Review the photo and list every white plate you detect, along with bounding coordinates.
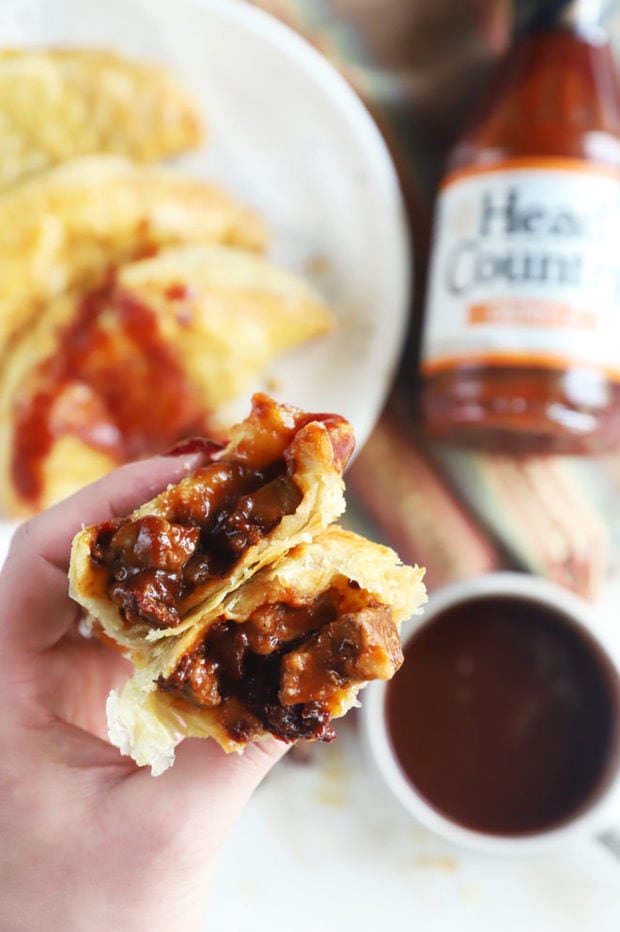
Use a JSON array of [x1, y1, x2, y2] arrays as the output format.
[[0, 0, 410, 565]]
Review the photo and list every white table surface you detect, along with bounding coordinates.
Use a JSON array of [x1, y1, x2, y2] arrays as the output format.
[[207, 713, 620, 932]]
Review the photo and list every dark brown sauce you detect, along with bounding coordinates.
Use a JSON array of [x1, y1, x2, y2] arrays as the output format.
[[386, 594, 620, 836], [158, 601, 340, 744], [12, 280, 212, 504]]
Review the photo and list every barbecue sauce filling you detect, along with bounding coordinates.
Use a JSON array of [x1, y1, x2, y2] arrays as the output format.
[[90, 458, 303, 630], [88, 397, 366, 743], [158, 587, 403, 744]]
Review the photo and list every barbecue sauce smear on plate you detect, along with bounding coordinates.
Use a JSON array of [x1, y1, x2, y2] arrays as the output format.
[[12, 279, 211, 506]]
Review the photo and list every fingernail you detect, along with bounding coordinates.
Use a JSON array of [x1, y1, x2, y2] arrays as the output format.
[[163, 437, 225, 458]]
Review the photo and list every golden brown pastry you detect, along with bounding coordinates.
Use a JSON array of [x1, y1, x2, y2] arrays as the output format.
[[69, 397, 426, 774], [109, 244, 333, 410], [0, 154, 268, 359], [69, 395, 356, 650], [0, 246, 332, 517], [0, 48, 203, 190], [107, 527, 425, 774]]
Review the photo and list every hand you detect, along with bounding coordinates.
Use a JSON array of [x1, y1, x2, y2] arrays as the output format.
[[472, 0, 513, 54], [0, 453, 287, 932]]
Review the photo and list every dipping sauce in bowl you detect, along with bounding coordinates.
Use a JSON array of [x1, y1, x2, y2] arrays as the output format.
[[387, 593, 619, 836], [361, 573, 620, 852]]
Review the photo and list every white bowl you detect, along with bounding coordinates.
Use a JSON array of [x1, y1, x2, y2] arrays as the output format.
[[360, 572, 620, 856]]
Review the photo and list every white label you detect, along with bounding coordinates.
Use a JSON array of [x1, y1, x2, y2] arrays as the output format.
[[421, 163, 620, 377]]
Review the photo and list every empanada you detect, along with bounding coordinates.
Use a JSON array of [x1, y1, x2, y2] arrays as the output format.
[[0, 154, 268, 358], [70, 395, 355, 651], [106, 527, 425, 774], [69, 397, 426, 774], [0, 246, 332, 516], [107, 244, 333, 409], [0, 48, 203, 190]]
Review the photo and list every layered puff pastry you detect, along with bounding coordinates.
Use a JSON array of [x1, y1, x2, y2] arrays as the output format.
[[107, 528, 425, 774], [0, 48, 203, 190], [70, 395, 356, 651], [69, 397, 426, 773], [0, 154, 268, 358], [0, 247, 332, 517]]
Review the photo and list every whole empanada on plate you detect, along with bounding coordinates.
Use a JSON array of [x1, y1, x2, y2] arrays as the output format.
[[0, 47, 203, 190], [0, 154, 268, 358], [69, 395, 355, 651], [0, 246, 332, 517]]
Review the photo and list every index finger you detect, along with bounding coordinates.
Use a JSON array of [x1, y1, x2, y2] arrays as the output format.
[[12, 450, 210, 571], [1, 450, 209, 653]]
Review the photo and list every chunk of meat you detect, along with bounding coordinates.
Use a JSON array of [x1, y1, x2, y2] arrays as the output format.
[[209, 474, 302, 555], [279, 604, 403, 705], [158, 649, 221, 707], [90, 462, 302, 629], [110, 568, 183, 629], [163, 462, 258, 526], [92, 515, 200, 628], [244, 591, 337, 655], [101, 515, 200, 571], [157, 617, 337, 742]]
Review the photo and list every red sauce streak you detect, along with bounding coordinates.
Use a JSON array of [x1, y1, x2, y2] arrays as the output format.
[[165, 282, 192, 301], [12, 281, 213, 504], [164, 437, 225, 458]]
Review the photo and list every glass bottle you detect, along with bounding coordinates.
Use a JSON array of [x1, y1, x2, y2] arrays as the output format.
[[419, 0, 620, 453]]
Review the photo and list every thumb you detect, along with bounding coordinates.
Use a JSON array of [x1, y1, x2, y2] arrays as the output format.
[[117, 736, 289, 848], [472, 0, 513, 54]]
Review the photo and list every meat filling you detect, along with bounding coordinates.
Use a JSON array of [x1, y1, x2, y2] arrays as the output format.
[[90, 460, 302, 629], [158, 586, 403, 743], [279, 605, 403, 705]]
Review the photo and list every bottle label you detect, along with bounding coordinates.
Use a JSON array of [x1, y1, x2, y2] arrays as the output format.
[[421, 159, 620, 379]]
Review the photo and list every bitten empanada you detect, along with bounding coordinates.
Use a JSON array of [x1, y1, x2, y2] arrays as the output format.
[[0, 48, 203, 190], [105, 527, 425, 774], [0, 246, 332, 516], [0, 154, 268, 358], [69, 395, 355, 651], [69, 397, 426, 774]]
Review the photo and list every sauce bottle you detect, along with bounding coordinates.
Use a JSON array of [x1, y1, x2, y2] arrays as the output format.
[[419, 0, 620, 453]]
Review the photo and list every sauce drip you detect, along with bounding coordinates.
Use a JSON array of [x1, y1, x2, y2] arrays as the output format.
[[12, 279, 212, 504], [387, 595, 619, 836]]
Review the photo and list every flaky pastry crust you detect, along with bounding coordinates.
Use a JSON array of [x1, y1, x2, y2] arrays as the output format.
[[0, 246, 332, 517], [0, 154, 267, 359], [0, 48, 203, 190], [69, 396, 354, 650]]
